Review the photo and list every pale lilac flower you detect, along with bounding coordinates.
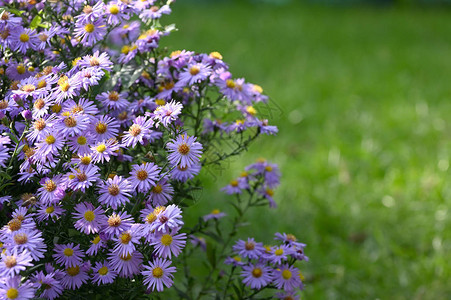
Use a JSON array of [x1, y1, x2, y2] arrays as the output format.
[[91, 261, 117, 285], [54, 113, 90, 137], [53, 243, 85, 267], [0, 276, 35, 300], [5, 229, 46, 261], [122, 116, 154, 148], [166, 134, 202, 168], [203, 209, 226, 221], [221, 177, 249, 194], [67, 164, 100, 192], [74, 18, 107, 47], [98, 175, 132, 210], [232, 238, 265, 260], [142, 258, 176, 292], [108, 250, 143, 279], [170, 163, 201, 182], [86, 235, 106, 256], [36, 203, 65, 222], [150, 204, 183, 233], [78, 51, 113, 71], [152, 100, 183, 127], [60, 262, 89, 290], [36, 176, 65, 205], [12, 27, 39, 54], [264, 245, 295, 265], [129, 163, 160, 193], [241, 263, 273, 290], [147, 178, 174, 206], [96, 91, 129, 111], [151, 232, 186, 259], [0, 248, 33, 277], [90, 139, 120, 163], [224, 256, 245, 267], [112, 225, 142, 256], [91, 115, 120, 141], [102, 212, 133, 237], [273, 264, 303, 291], [31, 271, 64, 300], [176, 62, 211, 87], [73, 202, 106, 234]]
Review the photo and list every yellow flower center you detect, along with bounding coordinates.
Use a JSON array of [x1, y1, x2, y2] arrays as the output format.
[[226, 79, 235, 89], [77, 136, 87, 145], [161, 234, 173, 246], [44, 180, 56, 192], [92, 236, 101, 244], [45, 135, 56, 144], [95, 122, 107, 134], [108, 215, 122, 227], [246, 106, 257, 116], [265, 166, 273, 172], [63, 248, 74, 257], [129, 124, 141, 137], [66, 265, 80, 276], [19, 33, 29, 42], [120, 253, 132, 261], [80, 156, 91, 165], [84, 210, 95, 222], [84, 24, 95, 33], [109, 5, 119, 14], [189, 66, 200, 75], [233, 256, 241, 262], [14, 233, 28, 245], [6, 288, 19, 299], [21, 84, 35, 93], [108, 184, 120, 196], [146, 213, 156, 224], [136, 170, 148, 181], [151, 185, 163, 194], [155, 99, 166, 106], [152, 267, 163, 278], [211, 209, 220, 214], [108, 91, 119, 101], [282, 269, 292, 280], [45, 206, 55, 214], [266, 189, 274, 197], [252, 268, 262, 278], [209, 51, 223, 60], [7, 219, 21, 231], [120, 232, 132, 244], [16, 65, 26, 74], [98, 266, 108, 275], [121, 45, 130, 54], [245, 241, 255, 251], [96, 144, 106, 153], [274, 248, 284, 256], [64, 116, 77, 128], [230, 180, 238, 187]]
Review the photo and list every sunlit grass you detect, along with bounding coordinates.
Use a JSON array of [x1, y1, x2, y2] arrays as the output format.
[[162, 2, 451, 298]]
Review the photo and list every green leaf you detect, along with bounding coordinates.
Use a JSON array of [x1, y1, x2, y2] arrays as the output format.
[[8, 8, 24, 16], [206, 241, 217, 269], [30, 15, 42, 29]]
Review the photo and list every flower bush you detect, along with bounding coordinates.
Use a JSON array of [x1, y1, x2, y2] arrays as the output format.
[[0, 0, 307, 299]]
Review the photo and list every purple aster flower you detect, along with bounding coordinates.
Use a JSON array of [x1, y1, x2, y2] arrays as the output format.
[[96, 90, 129, 111], [0, 248, 33, 277], [273, 264, 303, 292], [78, 51, 113, 71], [36, 203, 65, 222], [241, 263, 273, 290], [98, 175, 132, 210], [54, 113, 90, 137], [170, 163, 201, 182], [129, 163, 160, 193], [232, 238, 265, 260], [102, 211, 133, 237], [86, 235, 106, 256], [0, 276, 35, 300], [67, 164, 100, 192], [221, 177, 249, 194], [92, 261, 118, 285], [151, 232, 186, 259], [75, 2, 105, 23], [36, 176, 65, 205], [52, 74, 82, 104], [67, 133, 94, 156], [142, 258, 176, 292], [112, 225, 142, 256], [105, 1, 130, 25], [27, 115, 57, 143], [74, 18, 107, 47], [149, 204, 184, 234], [217, 77, 252, 104], [140, 206, 166, 238], [60, 262, 89, 290], [108, 249, 143, 279], [264, 245, 295, 265], [140, 5, 172, 21], [257, 119, 278, 135], [12, 27, 39, 54], [31, 271, 64, 300], [190, 235, 206, 251], [36, 27, 58, 50], [63, 98, 99, 116], [34, 130, 65, 162], [152, 100, 183, 128], [5, 229, 46, 261], [73, 202, 106, 234], [147, 178, 174, 206], [166, 134, 202, 168], [275, 291, 301, 300], [90, 138, 120, 163], [274, 233, 306, 249], [224, 256, 245, 267], [77, 67, 105, 90], [176, 62, 212, 88], [203, 209, 226, 221], [53, 243, 85, 268], [91, 115, 120, 141], [257, 186, 277, 208], [122, 116, 154, 148]]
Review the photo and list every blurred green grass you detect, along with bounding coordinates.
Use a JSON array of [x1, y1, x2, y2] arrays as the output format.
[[161, 2, 451, 299]]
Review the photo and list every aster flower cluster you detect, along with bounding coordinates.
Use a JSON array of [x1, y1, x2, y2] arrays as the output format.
[[225, 233, 308, 300], [0, 0, 293, 298]]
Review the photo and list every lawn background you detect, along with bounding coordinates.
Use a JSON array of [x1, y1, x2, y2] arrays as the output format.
[[161, 1, 451, 299]]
